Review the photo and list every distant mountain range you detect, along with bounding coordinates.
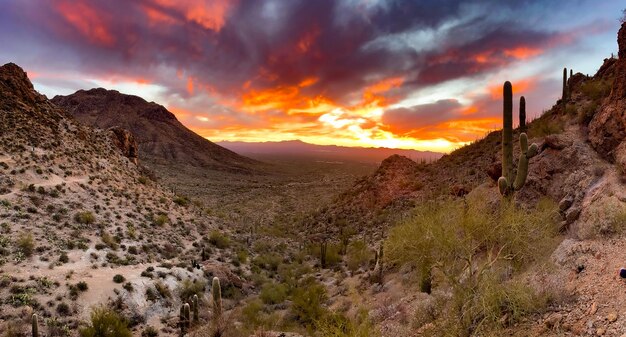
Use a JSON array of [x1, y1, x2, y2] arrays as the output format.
[[217, 140, 442, 163], [52, 88, 258, 173]]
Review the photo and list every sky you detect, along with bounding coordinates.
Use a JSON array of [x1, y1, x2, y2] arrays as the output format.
[[0, 0, 623, 153]]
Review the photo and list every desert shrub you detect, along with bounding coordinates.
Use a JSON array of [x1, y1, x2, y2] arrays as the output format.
[[315, 309, 379, 337], [154, 281, 171, 299], [113, 274, 125, 283], [290, 279, 328, 328], [16, 232, 35, 257], [57, 302, 71, 316], [253, 252, 282, 272], [178, 279, 205, 302], [208, 230, 230, 249], [259, 282, 288, 305], [527, 116, 564, 138], [579, 101, 599, 125], [385, 191, 559, 335], [241, 300, 279, 330], [141, 326, 158, 337], [580, 78, 611, 100], [578, 196, 626, 238], [74, 211, 95, 224], [101, 232, 118, 250], [346, 240, 371, 272], [76, 281, 89, 291], [79, 306, 132, 337], [173, 196, 190, 207], [152, 214, 168, 226], [59, 251, 69, 263]]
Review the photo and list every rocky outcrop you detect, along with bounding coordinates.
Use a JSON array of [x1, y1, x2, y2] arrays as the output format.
[[589, 22, 626, 169], [0, 63, 47, 110], [109, 127, 139, 165]]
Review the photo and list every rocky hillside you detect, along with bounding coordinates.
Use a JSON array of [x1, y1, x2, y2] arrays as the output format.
[[0, 63, 247, 336], [51, 88, 257, 173], [297, 20, 626, 337]]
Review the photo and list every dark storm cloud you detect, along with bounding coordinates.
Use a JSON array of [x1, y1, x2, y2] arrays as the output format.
[[0, 0, 577, 103], [382, 99, 463, 133]]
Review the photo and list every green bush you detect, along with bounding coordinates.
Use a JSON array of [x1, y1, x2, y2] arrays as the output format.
[[527, 116, 564, 138], [178, 279, 205, 302], [208, 230, 230, 249], [260, 282, 288, 305], [74, 211, 96, 225], [153, 214, 169, 226], [113, 275, 125, 283], [346, 240, 371, 272], [580, 78, 611, 100], [315, 310, 379, 337], [79, 307, 132, 337], [173, 196, 190, 207], [384, 190, 559, 334], [155, 281, 172, 299], [290, 279, 328, 328], [241, 299, 280, 330], [16, 232, 35, 257]]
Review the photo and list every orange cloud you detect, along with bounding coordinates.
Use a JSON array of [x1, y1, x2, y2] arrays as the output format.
[[362, 76, 404, 107], [488, 77, 538, 99], [187, 77, 194, 94], [55, 0, 115, 46], [503, 46, 543, 59], [153, 0, 235, 31]]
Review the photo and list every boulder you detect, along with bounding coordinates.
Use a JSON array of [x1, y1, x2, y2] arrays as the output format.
[[108, 127, 139, 165]]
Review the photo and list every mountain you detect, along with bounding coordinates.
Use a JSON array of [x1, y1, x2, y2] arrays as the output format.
[[51, 88, 257, 172], [0, 63, 244, 334], [217, 139, 442, 163]]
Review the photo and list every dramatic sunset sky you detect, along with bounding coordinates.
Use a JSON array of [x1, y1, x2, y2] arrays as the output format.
[[1, 1, 623, 152]]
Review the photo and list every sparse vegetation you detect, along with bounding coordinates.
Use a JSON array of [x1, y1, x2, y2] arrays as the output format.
[[385, 190, 560, 334], [79, 306, 132, 337], [74, 211, 96, 224]]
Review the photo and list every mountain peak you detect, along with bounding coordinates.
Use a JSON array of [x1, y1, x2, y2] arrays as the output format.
[[0, 62, 46, 109], [52, 88, 258, 172]]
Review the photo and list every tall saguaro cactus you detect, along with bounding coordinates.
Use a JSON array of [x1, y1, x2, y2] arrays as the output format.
[[562, 67, 568, 103], [498, 81, 539, 196], [192, 294, 199, 323], [502, 82, 514, 186], [212, 277, 222, 320], [32, 314, 39, 337], [519, 96, 526, 132]]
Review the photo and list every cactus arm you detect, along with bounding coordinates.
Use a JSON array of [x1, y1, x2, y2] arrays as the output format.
[[513, 133, 538, 191]]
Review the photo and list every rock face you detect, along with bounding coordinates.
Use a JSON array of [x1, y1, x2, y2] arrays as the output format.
[[589, 22, 626, 168], [51, 89, 258, 172], [109, 127, 139, 164]]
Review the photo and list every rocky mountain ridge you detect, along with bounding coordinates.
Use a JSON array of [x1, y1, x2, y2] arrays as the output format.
[[51, 88, 258, 173]]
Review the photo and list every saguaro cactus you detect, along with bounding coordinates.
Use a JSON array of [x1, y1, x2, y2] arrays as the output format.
[[562, 67, 568, 103], [32, 314, 39, 337], [184, 303, 191, 328], [519, 96, 526, 132], [212, 277, 222, 320], [192, 294, 199, 323], [498, 81, 538, 196], [502, 82, 514, 185], [179, 305, 186, 335]]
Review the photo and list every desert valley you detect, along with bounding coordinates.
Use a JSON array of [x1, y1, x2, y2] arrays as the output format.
[[2, 2, 626, 337]]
